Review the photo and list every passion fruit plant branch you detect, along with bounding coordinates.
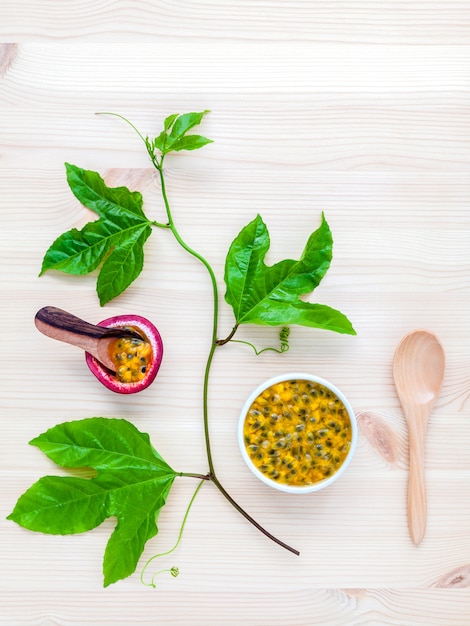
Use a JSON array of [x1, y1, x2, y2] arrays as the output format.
[[155, 146, 300, 556], [97, 111, 300, 555]]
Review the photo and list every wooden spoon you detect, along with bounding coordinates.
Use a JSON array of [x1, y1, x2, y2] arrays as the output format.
[[392, 329, 445, 545], [34, 306, 144, 373]]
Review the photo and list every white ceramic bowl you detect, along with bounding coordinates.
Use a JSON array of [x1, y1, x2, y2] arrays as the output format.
[[238, 373, 357, 494]]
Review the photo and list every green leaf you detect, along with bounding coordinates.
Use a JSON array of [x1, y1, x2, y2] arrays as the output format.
[[96, 227, 150, 307], [163, 113, 180, 131], [7, 418, 177, 587], [40, 164, 153, 305], [169, 111, 210, 141], [224, 213, 356, 334], [64, 163, 147, 219], [152, 110, 211, 156], [152, 130, 168, 153], [170, 135, 213, 152]]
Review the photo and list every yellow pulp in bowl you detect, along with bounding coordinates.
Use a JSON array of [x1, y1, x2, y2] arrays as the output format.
[[243, 379, 352, 487]]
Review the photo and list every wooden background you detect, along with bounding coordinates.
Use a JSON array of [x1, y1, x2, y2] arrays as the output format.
[[1, 2, 470, 624]]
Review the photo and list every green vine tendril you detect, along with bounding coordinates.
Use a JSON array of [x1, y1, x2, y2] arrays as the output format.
[[140, 479, 205, 588], [229, 326, 290, 356]]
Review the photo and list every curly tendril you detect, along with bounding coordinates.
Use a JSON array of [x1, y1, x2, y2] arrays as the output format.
[[229, 326, 290, 356], [140, 480, 205, 588]]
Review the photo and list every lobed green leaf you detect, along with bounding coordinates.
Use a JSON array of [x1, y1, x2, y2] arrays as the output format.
[[7, 418, 177, 586], [224, 213, 356, 334], [40, 164, 154, 305]]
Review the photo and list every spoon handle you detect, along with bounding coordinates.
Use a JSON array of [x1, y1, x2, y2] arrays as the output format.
[[34, 306, 122, 367], [406, 406, 429, 545], [34, 306, 125, 371], [34, 306, 109, 353], [34, 306, 110, 341], [35, 306, 146, 373]]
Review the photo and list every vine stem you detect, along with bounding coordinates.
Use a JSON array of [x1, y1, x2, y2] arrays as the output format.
[[105, 111, 299, 557], [157, 159, 219, 476], [157, 159, 298, 556], [208, 473, 299, 555]]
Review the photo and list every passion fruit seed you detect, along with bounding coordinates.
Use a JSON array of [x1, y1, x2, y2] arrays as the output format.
[[108, 327, 153, 383], [244, 379, 352, 486]]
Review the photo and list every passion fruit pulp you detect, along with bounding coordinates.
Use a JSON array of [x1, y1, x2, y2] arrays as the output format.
[[85, 314, 163, 394]]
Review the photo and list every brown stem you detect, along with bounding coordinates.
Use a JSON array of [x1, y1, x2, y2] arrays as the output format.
[[215, 325, 239, 346], [180, 473, 211, 480], [208, 473, 300, 556]]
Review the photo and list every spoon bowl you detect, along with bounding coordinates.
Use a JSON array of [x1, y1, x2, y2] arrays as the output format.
[[392, 329, 445, 544]]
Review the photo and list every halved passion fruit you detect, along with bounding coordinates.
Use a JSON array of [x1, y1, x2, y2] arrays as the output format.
[[85, 314, 163, 394]]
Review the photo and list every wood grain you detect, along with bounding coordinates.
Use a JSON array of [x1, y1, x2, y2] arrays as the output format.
[[1, 3, 470, 624], [2, 2, 470, 44]]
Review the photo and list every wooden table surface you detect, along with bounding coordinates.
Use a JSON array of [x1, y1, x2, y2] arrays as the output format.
[[1, 4, 470, 624]]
